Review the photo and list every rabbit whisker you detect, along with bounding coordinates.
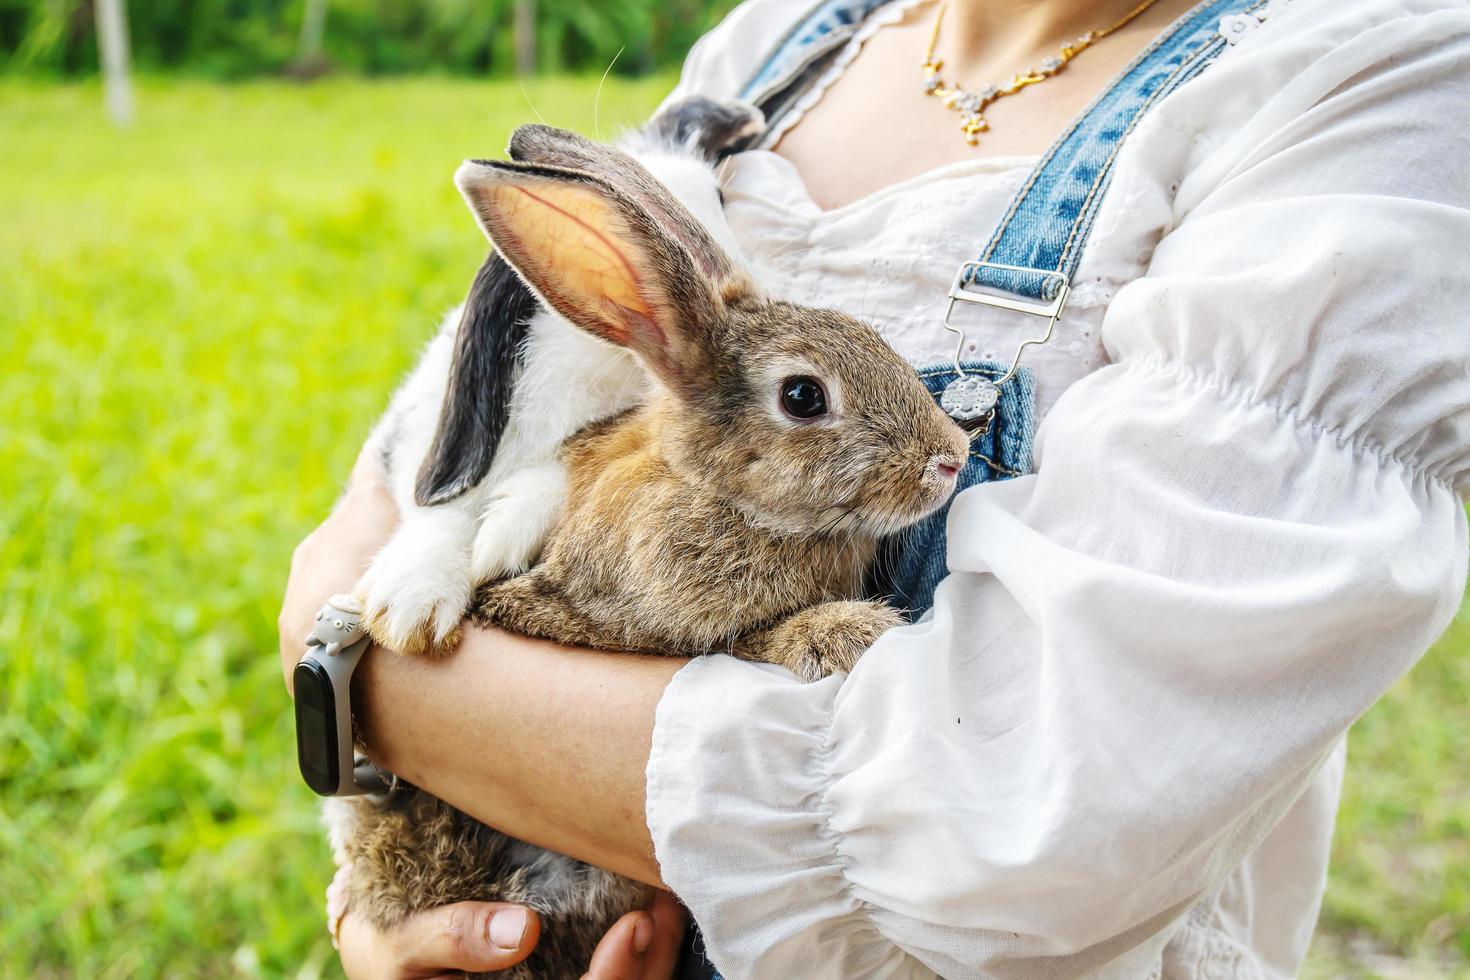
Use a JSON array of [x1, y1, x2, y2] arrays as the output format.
[[813, 481, 885, 539], [593, 47, 626, 143], [812, 502, 858, 538], [519, 82, 550, 126], [758, 241, 818, 266]]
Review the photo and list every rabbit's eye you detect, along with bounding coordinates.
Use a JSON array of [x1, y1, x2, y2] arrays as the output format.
[[779, 376, 828, 420]]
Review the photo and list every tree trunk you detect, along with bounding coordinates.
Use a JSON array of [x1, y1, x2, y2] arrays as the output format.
[[513, 0, 536, 76], [95, 0, 134, 126], [297, 0, 329, 63]]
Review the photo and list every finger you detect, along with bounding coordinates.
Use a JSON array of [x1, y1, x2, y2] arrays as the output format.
[[392, 902, 541, 975], [583, 912, 650, 980], [583, 891, 687, 980], [336, 908, 392, 980], [326, 865, 351, 928], [641, 891, 688, 979]]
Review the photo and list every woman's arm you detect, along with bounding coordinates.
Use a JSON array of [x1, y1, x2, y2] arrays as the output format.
[[278, 453, 681, 887], [351, 624, 680, 886]]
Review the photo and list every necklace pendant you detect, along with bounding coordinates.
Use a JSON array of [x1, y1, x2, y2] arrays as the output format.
[[940, 375, 999, 422], [960, 112, 988, 146]]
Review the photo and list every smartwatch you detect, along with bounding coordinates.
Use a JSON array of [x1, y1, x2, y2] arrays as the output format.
[[293, 594, 390, 797]]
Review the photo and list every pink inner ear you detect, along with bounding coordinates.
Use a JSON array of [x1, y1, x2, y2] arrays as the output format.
[[500, 184, 664, 350]]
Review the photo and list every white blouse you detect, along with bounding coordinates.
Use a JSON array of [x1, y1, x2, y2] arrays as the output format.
[[646, 1, 1470, 978]]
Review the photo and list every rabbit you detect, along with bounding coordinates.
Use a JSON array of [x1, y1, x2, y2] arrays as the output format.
[[354, 97, 767, 659], [328, 117, 971, 980]]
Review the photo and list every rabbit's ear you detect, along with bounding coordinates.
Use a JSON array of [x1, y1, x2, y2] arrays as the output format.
[[454, 158, 750, 387], [638, 97, 766, 162], [507, 124, 621, 169], [504, 123, 738, 283], [413, 252, 536, 507]]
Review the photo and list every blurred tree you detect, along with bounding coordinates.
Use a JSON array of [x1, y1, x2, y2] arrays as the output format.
[[295, 0, 326, 64], [514, 0, 535, 75], [94, 0, 131, 123]]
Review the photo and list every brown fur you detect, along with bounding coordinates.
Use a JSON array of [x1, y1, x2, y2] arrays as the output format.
[[333, 793, 648, 980], [338, 114, 969, 980]]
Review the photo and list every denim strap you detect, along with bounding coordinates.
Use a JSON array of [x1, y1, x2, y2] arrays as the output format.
[[739, 0, 895, 105], [968, 0, 1267, 301]]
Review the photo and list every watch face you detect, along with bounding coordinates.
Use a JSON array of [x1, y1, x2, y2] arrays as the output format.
[[294, 659, 339, 796]]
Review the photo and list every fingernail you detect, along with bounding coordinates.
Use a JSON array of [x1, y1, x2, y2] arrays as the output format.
[[632, 915, 654, 957], [488, 907, 529, 951]]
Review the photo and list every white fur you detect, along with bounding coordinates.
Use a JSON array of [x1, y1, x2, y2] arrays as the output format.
[[358, 504, 477, 647], [322, 796, 357, 865], [356, 144, 742, 652], [471, 463, 570, 582]]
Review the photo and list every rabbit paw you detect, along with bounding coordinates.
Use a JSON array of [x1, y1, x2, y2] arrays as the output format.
[[742, 600, 903, 682], [470, 464, 567, 584], [356, 528, 473, 658]]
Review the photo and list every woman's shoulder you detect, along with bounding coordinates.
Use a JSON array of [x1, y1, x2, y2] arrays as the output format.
[[1269, 0, 1469, 31], [662, 0, 822, 104], [1232, 0, 1467, 62]]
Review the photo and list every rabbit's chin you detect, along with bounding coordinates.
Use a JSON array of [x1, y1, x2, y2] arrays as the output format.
[[856, 482, 965, 536], [735, 490, 955, 540], [854, 501, 953, 538]]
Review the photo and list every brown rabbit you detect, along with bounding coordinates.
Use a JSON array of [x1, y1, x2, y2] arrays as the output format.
[[334, 131, 970, 980]]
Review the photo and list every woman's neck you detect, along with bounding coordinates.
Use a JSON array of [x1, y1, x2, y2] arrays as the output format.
[[943, 0, 1161, 75]]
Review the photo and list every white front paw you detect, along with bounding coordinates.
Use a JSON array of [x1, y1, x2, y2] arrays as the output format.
[[357, 528, 473, 657], [470, 499, 541, 583], [470, 465, 568, 583]]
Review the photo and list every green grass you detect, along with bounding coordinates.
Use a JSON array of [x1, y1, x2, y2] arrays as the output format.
[[1, 78, 1466, 978]]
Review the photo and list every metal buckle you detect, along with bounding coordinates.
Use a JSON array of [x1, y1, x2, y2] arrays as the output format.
[[947, 261, 1069, 319], [942, 260, 1070, 388], [937, 261, 1071, 427]]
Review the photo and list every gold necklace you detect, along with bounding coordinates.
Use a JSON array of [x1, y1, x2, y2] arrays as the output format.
[[922, 0, 1164, 146]]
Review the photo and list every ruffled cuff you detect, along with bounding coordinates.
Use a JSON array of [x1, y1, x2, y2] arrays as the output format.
[[646, 655, 917, 980]]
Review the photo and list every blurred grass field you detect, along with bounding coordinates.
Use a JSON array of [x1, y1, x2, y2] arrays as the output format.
[[1, 78, 1466, 978]]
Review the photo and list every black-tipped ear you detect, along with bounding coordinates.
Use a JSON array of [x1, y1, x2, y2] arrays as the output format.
[[414, 252, 537, 507], [641, 97, 766, 163]]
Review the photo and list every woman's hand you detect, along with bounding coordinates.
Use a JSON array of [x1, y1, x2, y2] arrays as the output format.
[[278, 447, 400, 689], [329, 866, 687, 980]]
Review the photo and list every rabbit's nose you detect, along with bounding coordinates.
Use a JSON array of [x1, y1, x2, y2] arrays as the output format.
[[932, 455, 962, 480]]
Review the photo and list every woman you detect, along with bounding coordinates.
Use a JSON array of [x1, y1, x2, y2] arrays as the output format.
[[279, 0, 1470, 976]]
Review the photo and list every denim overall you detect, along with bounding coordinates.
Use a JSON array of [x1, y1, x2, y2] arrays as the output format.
[[677, 0, 1263, 974]]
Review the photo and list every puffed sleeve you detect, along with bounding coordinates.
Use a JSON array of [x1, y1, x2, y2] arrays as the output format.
[[658, 0, 811, 106], [645, 5, 1470, 979]]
